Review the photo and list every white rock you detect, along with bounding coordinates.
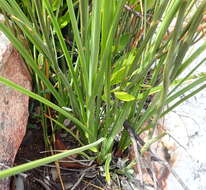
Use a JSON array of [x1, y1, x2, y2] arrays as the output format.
[[165, 39, 206, 190]]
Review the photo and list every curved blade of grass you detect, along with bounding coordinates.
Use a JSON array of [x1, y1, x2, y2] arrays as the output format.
[[0, 77, 91, 136], [0, 138, 104, 179]]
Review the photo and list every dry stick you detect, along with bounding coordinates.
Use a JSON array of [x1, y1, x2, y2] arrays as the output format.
[[124, 121, 145, 189], [123, 121, 190, 190], [141, 153, 161, 189], [71, 165, 97, 190], [124, 121, 157, 188], [130, 134, 145, 189], [151, 162, 159, 190], [71, 172, 86, 190], [123, 4, 152, 25], [124, 4, 143, 18], [33, 177, 51, 190], [82, 180, 104, 190], [22, 166, 59, 189]]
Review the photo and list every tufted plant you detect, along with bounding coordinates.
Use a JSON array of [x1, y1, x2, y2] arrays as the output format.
[[0, 0, 206, 180]]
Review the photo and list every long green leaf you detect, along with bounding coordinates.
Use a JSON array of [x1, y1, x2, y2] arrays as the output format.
[[0, 138, 104, 179], [0, 77, 90, 136]]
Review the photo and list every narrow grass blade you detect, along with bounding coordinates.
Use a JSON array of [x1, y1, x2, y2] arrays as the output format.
[[0, 138, 104, 179], [0, 77, 90, 135]]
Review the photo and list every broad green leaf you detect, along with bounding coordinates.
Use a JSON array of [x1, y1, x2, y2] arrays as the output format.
[[114, 91, 135, 101]]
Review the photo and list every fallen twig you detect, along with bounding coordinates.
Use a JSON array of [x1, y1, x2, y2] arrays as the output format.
[[124, 121, 145, 189]]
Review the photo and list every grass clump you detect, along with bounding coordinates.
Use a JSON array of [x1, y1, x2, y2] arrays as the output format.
[[1, 0, 206, 185]]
